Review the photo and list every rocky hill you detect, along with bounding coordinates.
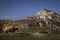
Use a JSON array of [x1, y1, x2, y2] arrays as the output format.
[[0, 9, 60, 40], [12, 9, 60, 34], [0, 9, 60, 34]]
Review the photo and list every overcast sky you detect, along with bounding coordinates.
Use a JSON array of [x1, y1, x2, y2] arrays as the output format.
[[0, 0, 60, 20]]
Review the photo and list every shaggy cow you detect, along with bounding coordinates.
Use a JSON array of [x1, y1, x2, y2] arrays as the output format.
[[2, 26, 18, 33]]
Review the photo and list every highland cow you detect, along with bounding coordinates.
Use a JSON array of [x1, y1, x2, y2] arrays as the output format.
[[2, 26, 18, 33]]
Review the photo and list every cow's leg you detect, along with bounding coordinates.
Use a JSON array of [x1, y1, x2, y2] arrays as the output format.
[[5, 31, 8, 33]]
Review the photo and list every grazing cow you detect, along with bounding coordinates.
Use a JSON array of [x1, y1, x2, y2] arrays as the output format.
[[2, 26, 18, 33]]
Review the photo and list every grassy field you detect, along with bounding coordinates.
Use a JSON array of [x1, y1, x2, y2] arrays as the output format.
[[0, 32, 60, 40]]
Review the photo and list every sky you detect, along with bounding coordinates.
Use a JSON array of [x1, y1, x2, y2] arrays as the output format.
[[0, 0, 60, 20]]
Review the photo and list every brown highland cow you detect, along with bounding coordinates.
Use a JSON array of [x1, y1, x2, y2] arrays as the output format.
[[2, 26, 18, 33]]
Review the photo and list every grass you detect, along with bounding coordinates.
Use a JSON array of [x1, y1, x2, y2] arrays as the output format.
[[0, 32, 60, 40], [0, 14, 60, 40]]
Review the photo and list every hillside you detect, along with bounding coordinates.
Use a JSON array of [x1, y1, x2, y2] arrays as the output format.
[[0, 9, 60, 40], [0, 9, 60, 33]]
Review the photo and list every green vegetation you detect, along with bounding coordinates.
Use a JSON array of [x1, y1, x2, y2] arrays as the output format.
[[0, 11, 60, 40]]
